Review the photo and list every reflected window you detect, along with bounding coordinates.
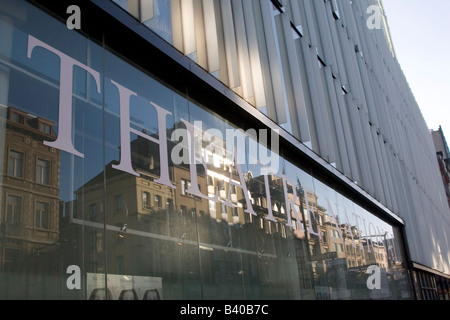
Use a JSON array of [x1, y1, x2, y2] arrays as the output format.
[[154, 195, 162, 208], [143, 191, 151, 209], [166, 198, 174, 212], [11, 112, 25, 124], [6, 195, 22, 225], [181, 179, 186, 195], [89, 203, 97, 221], [39, 122, 51, 134], [8, 150, 23, 178], [114, 195, 123, 212], [209, 200, 216, 213], [36, 159, 50, 185], [181, 179, 191, 196], [35, 201, 49, 229]]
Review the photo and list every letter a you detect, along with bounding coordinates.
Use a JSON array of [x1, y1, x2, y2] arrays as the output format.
[[66, 5, 81, 30], [367, 5, 381, 30], [66, 265, 81, 290], [366, 265, 381, 290]]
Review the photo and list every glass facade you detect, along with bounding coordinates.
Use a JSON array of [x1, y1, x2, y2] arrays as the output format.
[[0, 0, 412, 300]]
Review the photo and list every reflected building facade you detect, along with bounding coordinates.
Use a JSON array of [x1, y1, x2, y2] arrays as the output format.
[[0, 106, 60, 299], [0, 0, 448, 300]]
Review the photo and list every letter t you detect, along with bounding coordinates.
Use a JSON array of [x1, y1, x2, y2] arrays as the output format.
[[111, 80, 176, 189], [27, 35, 101, 158]]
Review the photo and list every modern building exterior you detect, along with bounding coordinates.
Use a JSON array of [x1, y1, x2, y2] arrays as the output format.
[[0, 0, 448, 300]]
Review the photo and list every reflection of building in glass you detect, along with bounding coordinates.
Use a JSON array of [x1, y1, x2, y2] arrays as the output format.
[[0, 107, 60, 299]]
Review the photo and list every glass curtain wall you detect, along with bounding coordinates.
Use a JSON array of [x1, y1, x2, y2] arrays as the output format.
[[0, 0, 411, 300]]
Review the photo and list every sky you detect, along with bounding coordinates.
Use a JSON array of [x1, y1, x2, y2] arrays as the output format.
[[381, 0, 450, 140]]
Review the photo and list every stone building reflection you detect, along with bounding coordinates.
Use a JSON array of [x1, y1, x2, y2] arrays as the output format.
[[0, 106, 60, 299], [65, 121, 405, 299]]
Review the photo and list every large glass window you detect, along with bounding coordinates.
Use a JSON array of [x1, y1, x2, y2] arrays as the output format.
[[0, 0, 411, 300]]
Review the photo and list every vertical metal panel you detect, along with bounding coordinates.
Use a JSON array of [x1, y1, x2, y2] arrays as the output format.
[[301, 0, 319, 47], [280, 11, 311, 143], [251, 0, 276, 120], [323, 65, 351, 176], [181, 0, 197, 55], [241, 0, 267, 110], [193, 0, 207, 67], [259, 0, 289, 127], [127, 0, 139, 19], [333, 79, 361, 184], [219, 0, 240, 90], [345, 94, 374, 195], [293, 36, 318, 151], [286, 0, 302, 26], [275, 12, 301, 139], [170, 0, 183, 52], [312, 0, 338, 75], [327, 8, 349, 86], [201, 0, 220, 73], [139, 0, 154, 22], [299, 39, 330, 157], [230, 0, 254, 102]]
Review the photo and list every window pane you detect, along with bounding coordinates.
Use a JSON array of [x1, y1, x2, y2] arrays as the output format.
[[35, 202, 49, 229], [12, 112, 24, 124], [8, 150, 23, 178], [36, 159, 50, 184], [40, 123, 51, 134], [143, 192, 150, 209], [6, 195, 22, 225]]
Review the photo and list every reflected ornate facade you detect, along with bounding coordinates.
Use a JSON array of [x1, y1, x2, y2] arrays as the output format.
[[0, 106, 60, 299]]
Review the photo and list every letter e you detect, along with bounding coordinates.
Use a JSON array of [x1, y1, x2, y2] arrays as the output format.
[[66, 265, 81, 290]]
